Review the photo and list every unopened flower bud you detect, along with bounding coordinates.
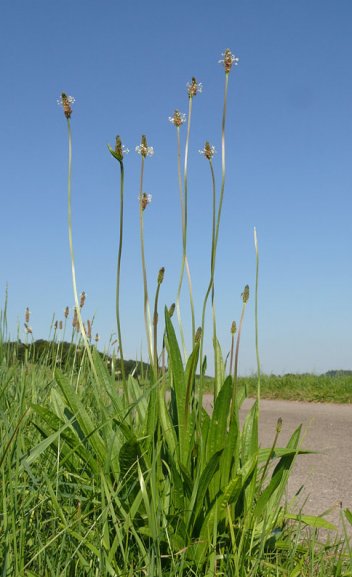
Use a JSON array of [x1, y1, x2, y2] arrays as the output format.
[[157, 267, 165, 285], [194, 327, 202, 344], [79, 291, 86, 308], [241, 285, 249, 303], [108, 135, 129, 162]]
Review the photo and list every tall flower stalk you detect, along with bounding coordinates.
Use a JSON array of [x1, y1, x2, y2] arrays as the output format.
[[211, 51, 239, 341], [58, 93, 98, 382], [136, 136, 154, 372], [174, 79, 202, 356], [108, 136, 129, 393], [254, 227, 261, 403], [232, 284, 249, 408], [153, 267, 165, 377], [198, 142, 217, 380]]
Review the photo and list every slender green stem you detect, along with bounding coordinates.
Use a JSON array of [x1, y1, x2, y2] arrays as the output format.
[[199, 159, 216, 381], [116, 161, 127, 392], [175, 126, 186, 357], [232, 300, 247, 409], [138, 158, 154, 372], [254, 227, 261, 404], [229, 332, 235, 376], [214, 73, 229, 253], [175, 97, 195, 357], [153, 281, 162, 378], [66, 119, 98, 384]]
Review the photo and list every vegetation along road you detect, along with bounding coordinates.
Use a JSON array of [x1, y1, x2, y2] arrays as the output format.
[[204, 396, 352, 532]]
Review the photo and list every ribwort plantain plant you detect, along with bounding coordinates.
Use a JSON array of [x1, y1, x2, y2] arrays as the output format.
[[0, 52, 347, 577]]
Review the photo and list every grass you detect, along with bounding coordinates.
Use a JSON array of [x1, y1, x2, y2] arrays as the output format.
[[1, 51, 352, 576], [240, 373, 352, 404]]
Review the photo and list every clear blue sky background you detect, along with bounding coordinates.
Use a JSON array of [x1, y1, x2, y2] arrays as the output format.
[[1, 0, 351, 375]]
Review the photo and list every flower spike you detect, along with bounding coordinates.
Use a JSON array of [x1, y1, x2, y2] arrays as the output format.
[[108, 135, 129, 163], [57, 93, 75, 119], [187, 77, 203, 98], [169, 110, 186, 127], [219, 49, 239, 73], [199, 141, 216, 160], [135, 135, 154, 157]]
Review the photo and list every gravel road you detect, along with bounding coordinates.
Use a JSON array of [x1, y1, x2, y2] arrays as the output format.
[[204, 396, 352, 533]]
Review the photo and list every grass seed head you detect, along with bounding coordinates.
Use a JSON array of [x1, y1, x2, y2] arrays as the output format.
[[231, 320, 237, 335], [95, 333, 100, 343], [242, 285, 250, 303], [79, 291, 86, 308], [64, 306, 69, 318], [59, 320, 63, 330], [25, 307, 31, 323]]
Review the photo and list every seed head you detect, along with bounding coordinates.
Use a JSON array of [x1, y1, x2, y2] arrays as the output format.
[[25, 307, 31, 324], [241, 285, 250, 303], [219, 49, 239, 73], [64, 306, 69, 319], [57, 93, 75, 119], [276, 417, 283, 433], [59, 320, 63, 330], [231, 321, 237, 335], [157, 267, 165, 285], [135, 135, 154, 157], [169, 110, 186, 127], [95, 333, 100, 343], [86, 319, 92, 339], [72, 307, 79, 330], [79, 291, 86, 308], [108, 135, 129, 162], [139, 193, 152, 211], [199, 141, 216, 160], [168, 303, 176, 318], [54, 320, 58, 330], [187, 77, 203, 98]]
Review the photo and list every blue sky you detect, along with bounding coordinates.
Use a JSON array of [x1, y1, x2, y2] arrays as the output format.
[[1, 0, 351, 375]]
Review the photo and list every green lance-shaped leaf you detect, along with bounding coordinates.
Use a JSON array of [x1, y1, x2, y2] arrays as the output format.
[[213, 337, 225, 399], [92, 348, 124, 417], [241, 399, 259, 464], [285, 514, 337, 531], [164, 306, 188, 462], [261, 425, 303, 518], [207, 375, 232, 461], [186, 449, 223, 533], [55, 369, 106, 466]]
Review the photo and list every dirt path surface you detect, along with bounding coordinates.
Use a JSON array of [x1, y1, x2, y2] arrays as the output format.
[[204, 396, 352, 533]]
